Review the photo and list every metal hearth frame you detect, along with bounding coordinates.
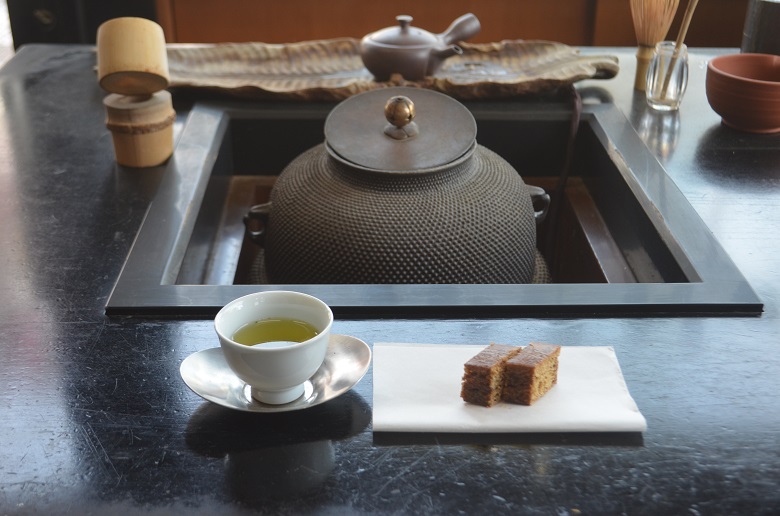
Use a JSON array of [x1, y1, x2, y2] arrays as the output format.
[[106, 98, 762, 317]]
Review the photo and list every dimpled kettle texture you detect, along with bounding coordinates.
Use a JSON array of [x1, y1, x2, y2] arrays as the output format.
[[262, 144, 538, 284]]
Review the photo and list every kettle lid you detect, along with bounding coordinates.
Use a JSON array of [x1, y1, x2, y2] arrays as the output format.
[[324, 87, 477, 172]]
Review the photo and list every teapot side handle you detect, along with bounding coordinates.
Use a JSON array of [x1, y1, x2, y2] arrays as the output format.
[[438, 13, 481, 45]]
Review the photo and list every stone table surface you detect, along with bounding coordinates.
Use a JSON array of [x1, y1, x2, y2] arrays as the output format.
[[0, 44, 779, 515]]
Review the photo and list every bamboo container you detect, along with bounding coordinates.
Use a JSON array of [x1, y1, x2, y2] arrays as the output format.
[[97, 17, 169, 96], [104, 91, 175, 168]]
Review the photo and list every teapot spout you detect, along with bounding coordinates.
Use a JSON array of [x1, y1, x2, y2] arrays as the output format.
[[431, 44, 463, 60], [427, 44, 463, 76], [428, 13, 480, 74]]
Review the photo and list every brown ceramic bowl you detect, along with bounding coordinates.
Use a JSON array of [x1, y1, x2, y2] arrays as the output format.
[[706, 53, 780, 133]]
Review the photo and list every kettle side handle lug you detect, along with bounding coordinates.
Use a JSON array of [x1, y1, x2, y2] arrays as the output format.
[[527, 185, 550, 224], [244, 202, 272, 246]]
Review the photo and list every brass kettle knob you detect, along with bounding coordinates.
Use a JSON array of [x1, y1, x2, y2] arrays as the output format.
[[384, 96, 419, 140]]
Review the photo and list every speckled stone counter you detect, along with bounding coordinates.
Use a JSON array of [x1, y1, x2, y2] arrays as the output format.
[[1, 45, 779, 515]]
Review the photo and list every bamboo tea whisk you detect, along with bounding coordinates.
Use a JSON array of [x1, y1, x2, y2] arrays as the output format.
[[630, 0, 680, 90]]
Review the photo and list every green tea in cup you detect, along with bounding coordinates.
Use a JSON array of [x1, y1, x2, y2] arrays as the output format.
[[232, 318, 319, 347]]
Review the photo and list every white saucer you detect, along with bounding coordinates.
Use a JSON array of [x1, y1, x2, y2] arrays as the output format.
[[180, 334, 371, 413]]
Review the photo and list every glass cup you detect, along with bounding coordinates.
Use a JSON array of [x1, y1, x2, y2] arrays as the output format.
[[646, 41, 689, 111]]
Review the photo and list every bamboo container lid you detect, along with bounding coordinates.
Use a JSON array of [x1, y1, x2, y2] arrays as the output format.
[[104, 91, 175, 168], [97, 17, 169, 96]]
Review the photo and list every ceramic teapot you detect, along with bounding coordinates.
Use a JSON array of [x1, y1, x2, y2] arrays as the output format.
[[245, 87, 549, 285], [360, 13, 481, 81]]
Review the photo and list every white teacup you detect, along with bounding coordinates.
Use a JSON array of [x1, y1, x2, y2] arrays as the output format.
[[214, 291, 333, 404]]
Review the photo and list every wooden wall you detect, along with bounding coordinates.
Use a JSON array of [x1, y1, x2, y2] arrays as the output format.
[[156, 0, 749, 47]]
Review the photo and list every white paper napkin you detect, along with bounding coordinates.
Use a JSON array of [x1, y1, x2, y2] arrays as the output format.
[[372, 343, 647, 433]]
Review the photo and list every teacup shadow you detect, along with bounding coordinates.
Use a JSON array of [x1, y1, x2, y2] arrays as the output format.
[[185, 391, 371, 501], [186, 390, 371, 456], [224, 439, 336, 500]]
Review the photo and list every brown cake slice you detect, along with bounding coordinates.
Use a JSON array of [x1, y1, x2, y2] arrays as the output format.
[[503, 342, 562, 405], [460, 343, 523, 407]]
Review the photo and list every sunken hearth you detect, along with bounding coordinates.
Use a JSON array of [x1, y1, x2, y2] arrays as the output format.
[[106, 95, 761, 316]]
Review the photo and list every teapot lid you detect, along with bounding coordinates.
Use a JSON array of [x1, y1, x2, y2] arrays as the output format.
[[364, 15, 438, 47], [324, 87, 477, 172]]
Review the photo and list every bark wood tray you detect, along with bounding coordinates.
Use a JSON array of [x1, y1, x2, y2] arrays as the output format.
[[166, 38, 619, 101]]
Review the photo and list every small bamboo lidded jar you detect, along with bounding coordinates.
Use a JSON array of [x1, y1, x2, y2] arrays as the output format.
[[103, 92, 175, 168], [97, 17, 174, 167]]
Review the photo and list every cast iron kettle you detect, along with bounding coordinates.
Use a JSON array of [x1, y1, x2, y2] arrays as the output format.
[[245, 87, 549, 285], [360, 13, 481, 81]]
